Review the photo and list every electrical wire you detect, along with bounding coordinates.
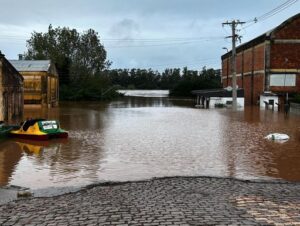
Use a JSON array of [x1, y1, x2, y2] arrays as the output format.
[[257, 0, 298, 21], [243, 0, 299, 29], [106, 39, 224, 48], [0, 34, 225, 48], [102, 36, 224, 42], [140, 58, 220, 69]]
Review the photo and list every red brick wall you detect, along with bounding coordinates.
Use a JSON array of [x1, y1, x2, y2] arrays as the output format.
[[221, 14, 300, 105], [222, 58, 231, 87], [272, 16, 300, 39], [253, 45, 265, 71], [222, 60, 227, 77], [269, 15, 300, 93], [242, 76, 252, 105], [236, 52, 243, 74], [222, 44, 265, 105], [270, 44, 300, 69], [242, 73, 264, 105], [242, 49, 253, 73], [239, 45, 265, 73], [253, 73, 265, 104]]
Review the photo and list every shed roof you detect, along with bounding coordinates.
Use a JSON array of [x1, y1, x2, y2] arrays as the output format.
[[0, 53, 23, 83], [191, 88, 244, 98], [9, 60, 51, 72]]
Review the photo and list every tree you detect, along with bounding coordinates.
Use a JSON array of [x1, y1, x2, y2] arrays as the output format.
[[25, 25, 110, 85], [170, 68, 221, 96]]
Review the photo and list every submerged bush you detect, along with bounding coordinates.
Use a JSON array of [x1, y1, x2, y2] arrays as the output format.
[[292, 93, 300, 104]]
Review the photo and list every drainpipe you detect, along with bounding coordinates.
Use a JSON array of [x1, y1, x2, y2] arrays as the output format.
[[264, 40, 271, 91], [251, 47, 255, 105]]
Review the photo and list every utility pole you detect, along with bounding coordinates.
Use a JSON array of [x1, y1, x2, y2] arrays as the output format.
[[222, 20, 245, 110]]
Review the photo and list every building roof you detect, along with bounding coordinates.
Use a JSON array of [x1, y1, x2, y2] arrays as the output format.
[[191, 88, 244, 97], [9, 60, 51, 72], [221, 13, 300, 60]]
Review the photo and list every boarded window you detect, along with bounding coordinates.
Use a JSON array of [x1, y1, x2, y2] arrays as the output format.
[[24, 76, 41, 92], [270, 74, 296, 86]]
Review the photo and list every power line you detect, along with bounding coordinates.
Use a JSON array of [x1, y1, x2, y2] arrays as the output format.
[[110, 57, 219, 69], [106, 39, 224, 48], [0, 34, 225, 47], [145, 58, 219, 68], [0, 35, 224, 41], [257, 0, 298, 21], [243, 0, 299, 29], [102, 36, 224, 42]]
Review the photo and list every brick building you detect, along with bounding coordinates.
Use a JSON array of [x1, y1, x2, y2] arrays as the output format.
[[0, 52, 23, 122], [221, 13, 300, 106]]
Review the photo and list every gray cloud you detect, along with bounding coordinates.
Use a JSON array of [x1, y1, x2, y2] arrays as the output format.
[[0, 0, 299, 70], [109, 19, 140, 39]]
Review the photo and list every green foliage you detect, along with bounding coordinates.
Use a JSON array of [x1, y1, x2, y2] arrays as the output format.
[[25, 25, 110, 85], [168, 67, 222, 96], [59, 76, 120, 101], [25, 25, 221, 100], [106, 67, 221, 96], [107, 68, 161, 89], [215, 103, 225, 108], [292, 93, 300, 103]]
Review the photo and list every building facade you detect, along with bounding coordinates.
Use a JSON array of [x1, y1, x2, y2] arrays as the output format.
[[10, 60, 59, 107], [0, 53, 23, 122], [221, 13, 300, 106]]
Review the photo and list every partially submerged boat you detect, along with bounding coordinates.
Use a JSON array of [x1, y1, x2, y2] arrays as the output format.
[[265, 133, 289, 142], [9, 119, 68, 141]]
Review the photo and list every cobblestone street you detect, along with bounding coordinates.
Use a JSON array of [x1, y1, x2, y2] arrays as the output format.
[[1, 177, 300, 225]]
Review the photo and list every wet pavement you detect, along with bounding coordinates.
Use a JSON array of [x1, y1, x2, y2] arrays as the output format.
[[1, 176, 300, 225]]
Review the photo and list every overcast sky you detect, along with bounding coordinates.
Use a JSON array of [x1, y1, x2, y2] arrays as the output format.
[[0, 0, 299, 71]]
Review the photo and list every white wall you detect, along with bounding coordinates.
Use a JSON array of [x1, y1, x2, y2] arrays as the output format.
[[210, 97, 244, 108], [260, 95, 279, 110]]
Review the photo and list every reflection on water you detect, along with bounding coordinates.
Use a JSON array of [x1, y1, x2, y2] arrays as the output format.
[[0, 93, 300, 189], [118, 90, 169, 97]]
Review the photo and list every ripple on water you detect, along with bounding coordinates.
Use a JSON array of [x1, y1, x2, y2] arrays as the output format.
[[1, 99, 300, 189]]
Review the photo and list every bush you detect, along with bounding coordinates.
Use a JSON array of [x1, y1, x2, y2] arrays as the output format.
[[292, 94, 300, 104], [215, 103, 225, 108]]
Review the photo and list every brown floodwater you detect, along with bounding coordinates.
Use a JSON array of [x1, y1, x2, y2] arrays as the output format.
[[0, 91, 300, 190]]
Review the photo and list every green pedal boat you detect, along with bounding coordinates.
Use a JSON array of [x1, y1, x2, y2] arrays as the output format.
[[9, 119, 68, 141]]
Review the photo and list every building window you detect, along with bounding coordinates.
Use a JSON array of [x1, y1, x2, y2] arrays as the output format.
[[270, 74, 296, 86]]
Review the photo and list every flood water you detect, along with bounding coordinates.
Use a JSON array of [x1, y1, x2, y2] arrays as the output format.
[[1, 90, 300, 190]]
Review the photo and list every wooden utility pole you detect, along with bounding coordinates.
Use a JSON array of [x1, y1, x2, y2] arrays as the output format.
[[222, 20, 245, 110]]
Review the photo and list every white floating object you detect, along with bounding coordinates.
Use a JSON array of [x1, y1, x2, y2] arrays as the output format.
[[265, 133, 289, 141]]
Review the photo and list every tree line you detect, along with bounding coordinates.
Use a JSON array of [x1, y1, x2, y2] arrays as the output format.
[[107, 67, 221, 96], [24, 25, 221, 100]]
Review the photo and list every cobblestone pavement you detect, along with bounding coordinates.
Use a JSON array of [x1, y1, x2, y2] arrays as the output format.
[[1, 177, 300, 225]]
